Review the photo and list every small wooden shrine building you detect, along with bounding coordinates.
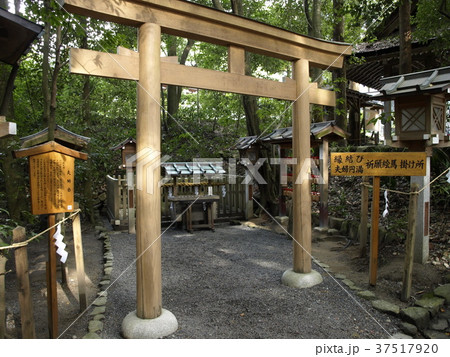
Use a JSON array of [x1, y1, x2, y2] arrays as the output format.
[[0, 7, 43, 138], [234, 121, 348, 228]]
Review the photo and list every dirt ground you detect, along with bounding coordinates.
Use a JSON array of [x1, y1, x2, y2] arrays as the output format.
[[2, 211, 448, 339], [262, 216, 449, 310], [3, 221, 103, 339]]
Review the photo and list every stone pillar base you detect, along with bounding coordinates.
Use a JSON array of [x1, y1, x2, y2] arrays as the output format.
[[281, 269, 323, 289], [122, 309, 178, 339]]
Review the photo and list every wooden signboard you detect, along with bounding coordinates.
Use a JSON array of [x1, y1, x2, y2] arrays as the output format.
[[29, 152, 75, 215], [14, 140, 87, 338], [331, 152, 427, 177], [330, 151, 427, 287]]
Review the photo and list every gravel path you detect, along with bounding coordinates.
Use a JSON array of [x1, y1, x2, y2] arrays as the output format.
[[101, 225, 401, 339]]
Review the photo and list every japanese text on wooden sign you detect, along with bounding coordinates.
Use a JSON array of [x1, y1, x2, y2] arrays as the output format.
[[330, 152, 427, 177], [29, 152, 75, 215]]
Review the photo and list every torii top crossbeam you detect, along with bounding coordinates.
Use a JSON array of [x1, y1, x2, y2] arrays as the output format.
[[64, 0, 351, 68]]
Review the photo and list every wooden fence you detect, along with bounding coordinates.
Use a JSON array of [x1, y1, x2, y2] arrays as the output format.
[[106, 174, 252, 230]]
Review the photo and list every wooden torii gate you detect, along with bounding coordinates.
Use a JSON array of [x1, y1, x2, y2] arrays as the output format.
[[64, 0, 352, 338]]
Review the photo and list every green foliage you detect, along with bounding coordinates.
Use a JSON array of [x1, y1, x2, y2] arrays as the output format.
[[367, 112, 394, 127], [0, 207, 15, 249], [344, 0, 400, 40], [413, 0, 450, 64]]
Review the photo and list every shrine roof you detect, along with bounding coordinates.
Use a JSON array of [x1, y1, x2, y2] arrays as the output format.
[[0, 8, 43, 65], [19, 125, 90, 151], [111, 137, 136, 151], [162, 162, 226, 177], [377, 66, 450, 99], [231, 136, 258, 151]]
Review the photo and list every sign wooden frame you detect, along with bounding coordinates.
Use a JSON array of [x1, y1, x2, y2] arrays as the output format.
[[331, 151, 427, 286], [331, 152, 427, 177]]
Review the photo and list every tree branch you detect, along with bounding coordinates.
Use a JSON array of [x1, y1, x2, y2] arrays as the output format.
[[303, 0, 313, 34], [211, 0, 225, 11], [439, 0, 450, 20]]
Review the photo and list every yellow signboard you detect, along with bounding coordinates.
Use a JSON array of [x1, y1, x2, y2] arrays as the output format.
[[330, 152, 427, 177], [29, 152, 75, 215]]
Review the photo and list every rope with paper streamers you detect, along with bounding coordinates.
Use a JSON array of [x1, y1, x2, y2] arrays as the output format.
[[361, 167, 450, 196], [0, 209, 82, 252]]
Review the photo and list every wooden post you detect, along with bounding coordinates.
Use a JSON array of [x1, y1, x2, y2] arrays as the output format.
[[47, 214, 58, 338], [72, 203, 87, 311], [359, 176, 370, 257], [411, 156, 431, 264], [292, 59, 312, 273], [56, 213, 67, 285], [0, 254, 7, 339], [401, 183, 419, 301], [13, 227, 36, 338], [136, 22, 162, 320], [127, 169, 136, 234], [319, 139, 329, 228], [369, 176, 380, 286]]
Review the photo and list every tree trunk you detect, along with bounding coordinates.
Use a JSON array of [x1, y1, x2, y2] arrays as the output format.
[[0, 64, 18, 116], [332, 0, 347, 131], [49, 25, 62, 135], [80, 18, 95, 224], [212, 0, 279, 214], [399, 0, 412, 74], [167, 36, 178, 120], [14, 0, 20, 14], [304, 0, 323, 121], [0, 142, 28, 220], [165, 36, 195, 134], [42, 0, 51, 133]]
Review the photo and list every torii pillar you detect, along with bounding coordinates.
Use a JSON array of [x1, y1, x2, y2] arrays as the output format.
[[121, 23, 178, 339], [281, 59, 323, 288]]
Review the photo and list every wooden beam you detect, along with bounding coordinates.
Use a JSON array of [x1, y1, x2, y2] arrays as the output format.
[[161, 62, 297, 101], [228, 46, 245, 75], [63, 0, 351, 69], [69, 48, 140, 81], [117, 46, 179, 64], [70, 48, 337, 105], [0, 116, 16, 138], [309, 83, 336, 107]]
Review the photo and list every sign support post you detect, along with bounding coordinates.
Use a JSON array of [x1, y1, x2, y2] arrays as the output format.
[[369, 176, 380, 286], [47, 214, 58, 338]]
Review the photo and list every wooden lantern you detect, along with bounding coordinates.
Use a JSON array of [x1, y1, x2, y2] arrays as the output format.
[[14, 141, 87, 215], [111, 137, 137, 168], [393, 92, 447, 144], [379, 67, 450, 148]]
